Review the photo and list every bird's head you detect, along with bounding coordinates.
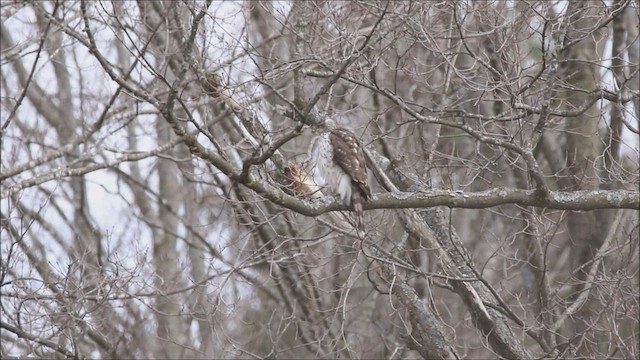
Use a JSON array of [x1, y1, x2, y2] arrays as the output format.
[[311, 117, 339, 134]]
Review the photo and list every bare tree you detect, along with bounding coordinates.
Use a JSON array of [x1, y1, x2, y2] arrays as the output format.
[[1, 1, 638, 359]]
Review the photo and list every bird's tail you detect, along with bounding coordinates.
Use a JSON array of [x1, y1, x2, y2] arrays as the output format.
[[351, 191, 366, 238]]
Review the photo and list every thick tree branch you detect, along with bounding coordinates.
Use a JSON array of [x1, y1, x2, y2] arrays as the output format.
[[0, 320, 78, 359], [364, 188, 639, 211], [371, 245, 459, 359]]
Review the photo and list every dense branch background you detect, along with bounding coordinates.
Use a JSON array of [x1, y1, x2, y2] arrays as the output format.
[[1, 1, 639, 359]]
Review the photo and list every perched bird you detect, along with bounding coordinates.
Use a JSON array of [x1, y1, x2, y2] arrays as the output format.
[[307, 118, 371, 237], [282, 163, 322, 200]]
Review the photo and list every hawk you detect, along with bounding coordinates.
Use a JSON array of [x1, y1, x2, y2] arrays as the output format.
[[282, 163, 322, 200], [307, 118, 371, 237]]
